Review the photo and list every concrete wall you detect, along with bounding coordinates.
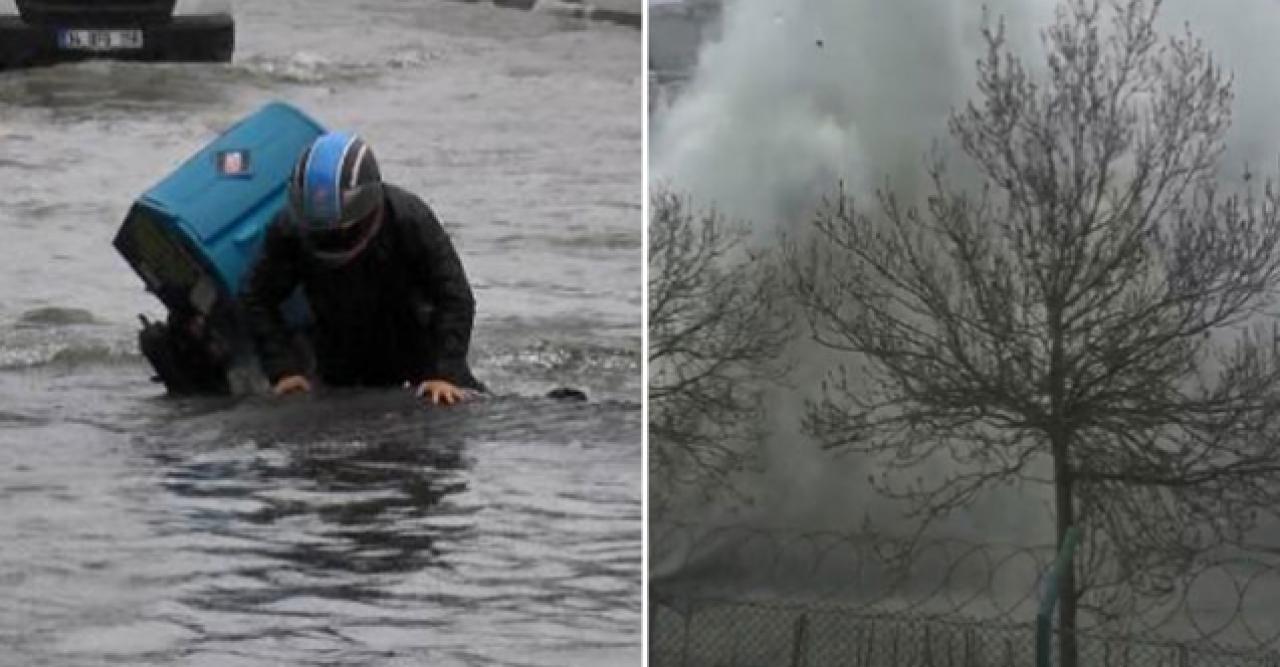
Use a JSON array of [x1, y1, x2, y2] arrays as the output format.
[[591, 0, 641, 12], [481, 0, 641, 28]]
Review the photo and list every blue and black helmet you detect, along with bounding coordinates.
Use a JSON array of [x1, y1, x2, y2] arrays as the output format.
[[288, 131, 385, 265]]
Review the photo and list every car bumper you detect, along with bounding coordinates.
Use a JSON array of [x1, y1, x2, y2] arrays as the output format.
[[0, 14, 233, 67]]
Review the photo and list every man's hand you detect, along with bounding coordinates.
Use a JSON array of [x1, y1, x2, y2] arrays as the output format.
[[273, 374, 312, 396], [416, 379, 470, 406]]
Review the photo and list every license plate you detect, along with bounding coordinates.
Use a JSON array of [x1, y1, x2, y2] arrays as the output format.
[[59, 29, 144, 51]]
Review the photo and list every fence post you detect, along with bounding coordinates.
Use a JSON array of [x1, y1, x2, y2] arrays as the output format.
[[790, 612, 810, 667], [923, 621, 933, 667], [864, 617, 876, 666], [1035, 525, 1081, 667], [649, 602, 656, 665], [680, 602, 693, 667]]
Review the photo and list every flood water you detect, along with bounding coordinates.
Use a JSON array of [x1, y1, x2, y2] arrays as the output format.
[[0, 1, 642, 664]]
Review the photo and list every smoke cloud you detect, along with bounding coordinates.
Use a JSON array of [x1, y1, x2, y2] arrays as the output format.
[[651, 0, 1280, 537]]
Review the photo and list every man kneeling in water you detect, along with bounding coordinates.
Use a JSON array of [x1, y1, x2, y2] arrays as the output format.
[[241, 132, 484, 405]]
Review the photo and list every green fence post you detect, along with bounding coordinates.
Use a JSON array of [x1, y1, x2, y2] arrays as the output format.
[[1035, 525, 1081, 667], [680, 602, 693, 667], [790, 612, 809, 667], [864, 617, 876, 666]]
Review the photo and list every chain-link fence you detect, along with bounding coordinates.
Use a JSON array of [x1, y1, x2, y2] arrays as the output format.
[[650, 596, 1280, 667], [651, 521, 1280, 651]]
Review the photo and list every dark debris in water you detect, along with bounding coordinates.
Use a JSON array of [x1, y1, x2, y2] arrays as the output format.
[[547, 387, 588, 401]]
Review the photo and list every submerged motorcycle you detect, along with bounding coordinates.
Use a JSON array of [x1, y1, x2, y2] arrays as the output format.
[[114, 101, 321, 395]]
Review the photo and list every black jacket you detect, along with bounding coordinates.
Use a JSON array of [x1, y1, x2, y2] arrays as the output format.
[[241, 184, 481, 389]]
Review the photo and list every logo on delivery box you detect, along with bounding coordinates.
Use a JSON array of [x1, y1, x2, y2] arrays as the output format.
[[215, 149, 252, 178]]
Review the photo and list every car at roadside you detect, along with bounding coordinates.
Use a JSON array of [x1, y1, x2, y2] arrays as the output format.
[[0, 0, 234, 69]]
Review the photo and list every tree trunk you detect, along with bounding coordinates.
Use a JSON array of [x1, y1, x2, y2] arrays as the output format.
[[1048, 293, 1079, 667], [1053, 442, 1079, 667]]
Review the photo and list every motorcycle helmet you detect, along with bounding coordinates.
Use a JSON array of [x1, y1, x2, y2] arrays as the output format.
[[288, 131, 385, 266]]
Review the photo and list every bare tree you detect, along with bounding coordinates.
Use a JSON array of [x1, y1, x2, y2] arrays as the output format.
[[649, 190, 790, 515], [787, 1, 1280, 663]]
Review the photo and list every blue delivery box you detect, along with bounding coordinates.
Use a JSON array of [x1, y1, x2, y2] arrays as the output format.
[[114, 102, 325, 394]]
